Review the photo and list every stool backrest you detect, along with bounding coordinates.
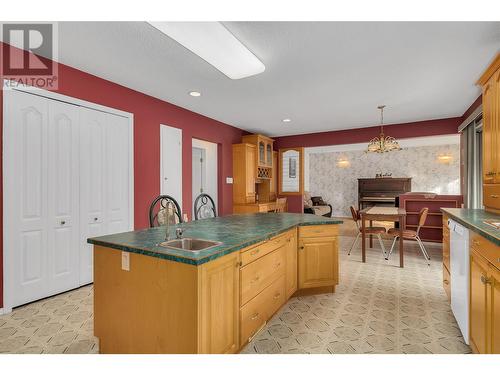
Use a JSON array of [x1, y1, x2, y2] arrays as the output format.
[[149, 195, 183, 227]]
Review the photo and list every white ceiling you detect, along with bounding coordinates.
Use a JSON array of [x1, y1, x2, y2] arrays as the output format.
[[22, 22, 500, 136]]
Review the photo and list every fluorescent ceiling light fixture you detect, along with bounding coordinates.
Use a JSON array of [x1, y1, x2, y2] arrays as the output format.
[[282, 118, 291, 123], [189, 91, 201, 97], [148, 22, 265, 80]]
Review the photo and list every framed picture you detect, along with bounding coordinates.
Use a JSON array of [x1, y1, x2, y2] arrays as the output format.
[[279, 147, 304, 195]]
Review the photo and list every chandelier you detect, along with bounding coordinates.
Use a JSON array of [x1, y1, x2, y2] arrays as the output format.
[[367, 105, 401, 153]]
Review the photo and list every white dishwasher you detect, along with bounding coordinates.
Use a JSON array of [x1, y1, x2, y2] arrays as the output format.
[[449, 218, 470, 344]]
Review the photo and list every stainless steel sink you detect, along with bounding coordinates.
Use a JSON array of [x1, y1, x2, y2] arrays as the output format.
[[159, 238, 222, 252]]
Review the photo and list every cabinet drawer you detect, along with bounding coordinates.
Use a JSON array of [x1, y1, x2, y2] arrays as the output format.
[[240, 246, 285, 306], [443, 265, 451, 301], [470, 232, 500, 270], [240, 275, 285, 345], [241, 230, 292, 266], [299, 225, 338, 238], [484, 184, 500, 210]]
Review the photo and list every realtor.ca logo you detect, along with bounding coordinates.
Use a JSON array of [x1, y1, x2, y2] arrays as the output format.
[[1, 22, 59, 90]]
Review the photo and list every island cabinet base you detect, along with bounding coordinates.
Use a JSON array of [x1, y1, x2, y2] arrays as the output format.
[[93, 224, 339, 354]]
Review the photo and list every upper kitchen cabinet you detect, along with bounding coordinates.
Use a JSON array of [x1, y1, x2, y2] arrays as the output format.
[[477, 53, 500, 213], [242, 134, 275, 179], [232, 143, 257, 204]]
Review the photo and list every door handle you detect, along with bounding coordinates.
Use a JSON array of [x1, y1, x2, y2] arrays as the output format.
[[480, 275, 492, 285], [60, 220, 66, 225]]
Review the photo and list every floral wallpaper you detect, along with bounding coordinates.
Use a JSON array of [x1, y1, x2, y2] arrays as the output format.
[[308, 144, 460, 217]]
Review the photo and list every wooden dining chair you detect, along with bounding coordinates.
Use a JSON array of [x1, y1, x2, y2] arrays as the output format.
[[347, 206, 387, 257], [386, 207, 430, 264], [275, 197, 287, 213]]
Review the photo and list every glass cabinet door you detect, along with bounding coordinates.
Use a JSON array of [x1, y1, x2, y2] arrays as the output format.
[[259, 141, 265, 165], [266, 143, 272, 166]]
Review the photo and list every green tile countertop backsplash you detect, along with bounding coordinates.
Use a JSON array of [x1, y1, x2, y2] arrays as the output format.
[[441, 208, 500, 246], [88, 213, 343, 265]]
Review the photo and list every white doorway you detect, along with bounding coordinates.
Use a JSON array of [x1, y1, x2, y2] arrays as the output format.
[[160, 125, 183, 208], [192, 139, 218, 218]]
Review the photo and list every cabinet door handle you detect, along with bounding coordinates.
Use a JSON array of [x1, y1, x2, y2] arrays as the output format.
[[250, 249, 260, 256], [235, 261, 242, 268], [60, 220, 66, 225], [287, 238, 291, 243], [250, 313, 260, 320], [273, 293, 281, 300], [299, 246, 304, 250], [491, 194, 499, 199], [275, 262, 281, 268], [473, 240, 480, 246], [480, 275, 492, 285], [443, 279, 449, 285]]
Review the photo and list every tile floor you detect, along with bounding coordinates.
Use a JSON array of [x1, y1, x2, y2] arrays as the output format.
[[0, 219, 470, 354]]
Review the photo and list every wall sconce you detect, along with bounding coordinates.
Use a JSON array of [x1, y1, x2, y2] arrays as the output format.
[[337, 158, 350, 168], [437, 154, 453, 164]]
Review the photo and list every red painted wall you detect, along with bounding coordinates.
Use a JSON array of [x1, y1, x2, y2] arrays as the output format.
[[274, 117, 462, 149], [0, 43, 245, 308]]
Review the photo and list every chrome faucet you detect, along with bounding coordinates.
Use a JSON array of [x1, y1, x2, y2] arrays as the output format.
[[164, 201, 174, 241]]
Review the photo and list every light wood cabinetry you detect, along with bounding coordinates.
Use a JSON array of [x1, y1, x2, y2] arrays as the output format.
[[94, 224, 339, 353], [233, 134, 280, 213], [198, 252, 240, 354], [242, 134, 274, 168], [477, 53, 500, 212], [298, 225, 339, 290], [442, 215, 451, 301], [285, 229, 298, 299], [469, 233, 500, 354], [232, 143, 256, 204]]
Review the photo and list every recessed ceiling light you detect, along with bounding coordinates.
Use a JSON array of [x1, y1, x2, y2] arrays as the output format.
[[148, 22, 265, 80], [189, 91, 201, 97], [282, 118, 291, 123]]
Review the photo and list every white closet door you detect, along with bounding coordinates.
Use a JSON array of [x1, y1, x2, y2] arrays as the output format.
[[5, 90, 49, 307], [47, 100, 80, 294], [104, 112, 131, 235], [79, 108, 131, 285], [79, 107, 106, 285]]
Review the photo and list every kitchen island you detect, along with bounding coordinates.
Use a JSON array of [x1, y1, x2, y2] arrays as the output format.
[[88, 213, 343, 354]]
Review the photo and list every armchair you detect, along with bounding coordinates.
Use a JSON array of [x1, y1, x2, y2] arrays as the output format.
[[303, 192, 332, 217]]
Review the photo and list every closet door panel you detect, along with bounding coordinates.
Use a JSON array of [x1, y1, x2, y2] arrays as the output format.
[[5, 90, 49, 307], [104, 113, 130, 235], [79, 107, 107, 285], [47, 100, 80, 294]]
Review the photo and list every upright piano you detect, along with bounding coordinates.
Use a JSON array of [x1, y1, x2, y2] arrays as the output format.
[[358, 178, 412, 210]]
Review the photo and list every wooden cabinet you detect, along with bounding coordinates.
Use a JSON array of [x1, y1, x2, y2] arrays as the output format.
[[442, 215, 451, 301], [269, 151, 278, 201], [478, 53, 500, 212], [232, 143, 256, 204], [469, 234, 500, 354], [470, 248, 489, 354], [242, 134, 274, 167], [285, 230, 298, 299], [298, 225, 338, 290], [199, 252, 240, 354]]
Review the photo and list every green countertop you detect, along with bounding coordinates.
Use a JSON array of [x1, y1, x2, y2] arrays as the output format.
[[441, 208, 500, 246], [87, 213, 343, 265]]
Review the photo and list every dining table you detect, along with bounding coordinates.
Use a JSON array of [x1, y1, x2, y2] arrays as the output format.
[[359, 206, 407, 268]]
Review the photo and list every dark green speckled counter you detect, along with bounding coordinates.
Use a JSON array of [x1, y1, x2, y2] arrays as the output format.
[[87, 213, 343, 265], [441, 208, 500, 246]]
